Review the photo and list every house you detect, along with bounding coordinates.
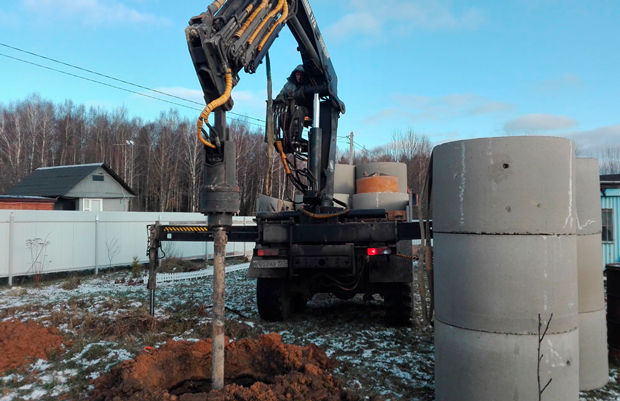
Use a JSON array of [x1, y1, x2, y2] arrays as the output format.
[[4, 163, 136, 211], [0, 195, 57, 210], [601, 174, 620, 267]]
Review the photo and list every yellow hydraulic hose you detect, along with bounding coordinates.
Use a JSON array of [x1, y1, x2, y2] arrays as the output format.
[[258, 0, 288, 51], [234, 0, 269, 38], [275, 140, 291, 174], [197, 70, 233, 149], [248, 0, 285, 45], [209, 0, 226, 13]]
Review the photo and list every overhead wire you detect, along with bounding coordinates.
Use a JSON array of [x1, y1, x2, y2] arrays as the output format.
[[0, 42, 267, 126]]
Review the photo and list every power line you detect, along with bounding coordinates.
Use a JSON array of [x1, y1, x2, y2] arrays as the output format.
[[0, 53, 264, 129], [0, 42, 266, 125], [352, 141, 367, 151]]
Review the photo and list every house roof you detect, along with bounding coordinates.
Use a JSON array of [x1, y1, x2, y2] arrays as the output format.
[[601, 174, 620, 192], [0, 195, 57, 203], [4, 163, 136, 197], [601, 174, 620, 183]]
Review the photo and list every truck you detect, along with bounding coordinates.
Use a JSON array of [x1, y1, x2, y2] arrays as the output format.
[[150, 0, 426, 326]]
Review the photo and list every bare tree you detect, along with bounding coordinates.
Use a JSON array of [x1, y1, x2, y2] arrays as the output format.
[[599, 145, 620, 174]]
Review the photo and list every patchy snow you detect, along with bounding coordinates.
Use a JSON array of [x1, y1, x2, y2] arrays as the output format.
[[1, 264, 619, 400]]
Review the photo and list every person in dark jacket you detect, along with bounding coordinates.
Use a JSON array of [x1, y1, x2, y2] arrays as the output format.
[[275, 65, 312, 147], [276, 65, 311, 106]]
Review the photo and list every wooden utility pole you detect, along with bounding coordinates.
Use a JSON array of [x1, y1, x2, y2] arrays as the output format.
[[264, 52, 275, 196], [348, 132, 354, 165]]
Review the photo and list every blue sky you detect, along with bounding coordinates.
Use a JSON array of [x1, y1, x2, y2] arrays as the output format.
[[0, 0, 618, 154]]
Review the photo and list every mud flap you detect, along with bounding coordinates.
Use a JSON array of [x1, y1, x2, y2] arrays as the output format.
[[368, 240, 413, 283]]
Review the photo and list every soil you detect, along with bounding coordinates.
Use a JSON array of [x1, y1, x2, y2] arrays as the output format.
[[90, 333, 361, 401], [0, 319, 68, 372]]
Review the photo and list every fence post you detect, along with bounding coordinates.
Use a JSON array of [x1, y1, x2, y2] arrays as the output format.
[[243, 217, 247, 257], [8, 212, 14, 287], [95, 213, 99, 276]]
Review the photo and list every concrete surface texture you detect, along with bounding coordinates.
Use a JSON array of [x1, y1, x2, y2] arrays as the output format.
[[433, 233, 578, 334], [577, 234, 605, 312], [433, 136, 579, 401], [576, 158, 603, 235], [434, 320, 579, 401], [355, 162, 408, 193], [334, 164, 356, 195], [352, 192, 409, 211], [576, 157, 608, 391], [432, 136, 576, 235], [579, 309, 609, 391]]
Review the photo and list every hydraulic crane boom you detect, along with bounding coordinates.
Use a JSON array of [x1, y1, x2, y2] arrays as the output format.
[[185, 0, 345, 223]]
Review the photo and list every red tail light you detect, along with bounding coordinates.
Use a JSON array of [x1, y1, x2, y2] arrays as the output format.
[[257, 248, 279, 257], [367, 247, 391, 256]]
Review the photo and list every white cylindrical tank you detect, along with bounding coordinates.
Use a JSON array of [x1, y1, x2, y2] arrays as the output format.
[[433, 137, 579, 401], [352, 192, 408, 211], [355, 162, 408, 193], [576, 157, 608, 391]]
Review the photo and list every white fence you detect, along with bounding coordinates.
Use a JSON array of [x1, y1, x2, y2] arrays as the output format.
[[147, 263, 251, 285], [0, 210, 255, 282]]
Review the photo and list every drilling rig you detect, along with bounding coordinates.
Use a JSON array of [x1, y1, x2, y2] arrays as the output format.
[[149, 0, 426, 326]]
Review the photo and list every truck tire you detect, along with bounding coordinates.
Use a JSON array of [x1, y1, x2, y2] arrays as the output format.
[[256, 278, 294, 321], [384, 282, 413, 326]]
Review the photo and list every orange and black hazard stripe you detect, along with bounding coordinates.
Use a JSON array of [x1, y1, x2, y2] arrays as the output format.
[[163, 226, 209, 232]]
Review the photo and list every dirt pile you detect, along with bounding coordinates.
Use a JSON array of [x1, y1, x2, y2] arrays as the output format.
[[90, 333, 361, 401], [0, 319, 68, 372]]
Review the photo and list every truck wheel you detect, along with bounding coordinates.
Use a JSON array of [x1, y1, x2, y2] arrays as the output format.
[[384, 282, 413, 326], [256, 278, 294, 321]]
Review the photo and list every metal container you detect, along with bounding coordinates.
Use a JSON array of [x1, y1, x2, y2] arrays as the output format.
[[607, 263, 620, 349]]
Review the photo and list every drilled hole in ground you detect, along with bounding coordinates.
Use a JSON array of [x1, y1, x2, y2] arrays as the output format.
[[169, 375, 273, 395], [169, 379, 212, 395]]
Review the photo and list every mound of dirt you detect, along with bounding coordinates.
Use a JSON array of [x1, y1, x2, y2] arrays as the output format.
[[90, 333, 360, 401], [0, 320, 68, 372]]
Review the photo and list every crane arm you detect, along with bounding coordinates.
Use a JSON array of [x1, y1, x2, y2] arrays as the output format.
[[186, 0, 344, 216], [185, 0, 344, 114]]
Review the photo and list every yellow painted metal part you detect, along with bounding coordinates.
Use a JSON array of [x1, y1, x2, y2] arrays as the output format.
[[196, 70, 233, 149], [258, 0, 289, 51], [275, 140, 291, 174], [163, 226, 209, 232], [234, 0, 269, 38], [248, 0, 285, 45]]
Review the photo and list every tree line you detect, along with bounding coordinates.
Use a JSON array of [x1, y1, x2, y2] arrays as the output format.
[[0, 94, 437, 215], [33, 93, 620, 215]]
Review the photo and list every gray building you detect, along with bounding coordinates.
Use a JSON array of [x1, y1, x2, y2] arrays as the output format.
[[4, 163, 136, 211]]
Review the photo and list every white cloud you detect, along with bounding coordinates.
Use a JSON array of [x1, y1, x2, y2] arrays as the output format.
[[21, 0, 170, 26], [390, 92, 514, 122], [563, 124, 620, 152], [533, 73, 583, 93], [504, 113, 578, 132], [363, 108, 417, 126], [326, 0, 484, 42], [469, 101, 514, 115]]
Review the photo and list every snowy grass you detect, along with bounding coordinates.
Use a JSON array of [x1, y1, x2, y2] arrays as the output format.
[[1, 265, 619, 400]]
